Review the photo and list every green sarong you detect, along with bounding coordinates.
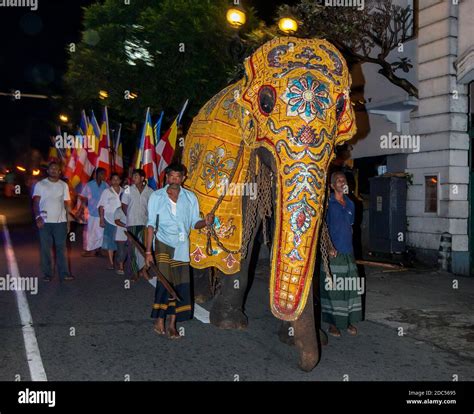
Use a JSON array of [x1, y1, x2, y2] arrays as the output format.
[[320, 253, 363, 329]]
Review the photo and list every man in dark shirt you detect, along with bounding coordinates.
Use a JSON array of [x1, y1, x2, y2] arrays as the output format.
[[320, 171, 363, 337]]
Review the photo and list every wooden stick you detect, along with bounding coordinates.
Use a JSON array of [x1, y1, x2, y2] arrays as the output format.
[[126, 231, 180, 301]]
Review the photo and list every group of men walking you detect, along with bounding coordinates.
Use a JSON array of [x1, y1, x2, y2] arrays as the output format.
[[32, 161, 361, 339], [32, 161, 213, 337]]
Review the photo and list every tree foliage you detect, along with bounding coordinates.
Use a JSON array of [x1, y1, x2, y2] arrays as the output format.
[[64, 0, 260, 125], [276, 0, 418, 97]]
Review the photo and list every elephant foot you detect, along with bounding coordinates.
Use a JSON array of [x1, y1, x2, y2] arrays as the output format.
[[278, 321, 295, 346], [210, 307, 248, 330], [297, 350, 319, 372], [319, 328, 328, 346]]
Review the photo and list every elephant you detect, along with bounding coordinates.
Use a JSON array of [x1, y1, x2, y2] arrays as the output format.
[[182, 37, 357, 371]]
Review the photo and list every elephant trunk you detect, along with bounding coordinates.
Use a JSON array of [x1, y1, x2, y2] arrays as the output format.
[[269, 160, 327, 322]]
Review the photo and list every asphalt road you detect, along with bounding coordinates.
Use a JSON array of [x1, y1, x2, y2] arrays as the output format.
[[1, 196, 473, 381]]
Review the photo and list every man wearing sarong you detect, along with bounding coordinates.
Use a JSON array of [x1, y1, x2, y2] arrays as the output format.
[[320, 171, 363, 337], [145, 163, 214, 339], [78, 168, 108, 257], [122, 169, 153, 281]]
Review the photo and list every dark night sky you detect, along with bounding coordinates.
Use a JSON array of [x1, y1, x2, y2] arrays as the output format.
[[0, 0, 293, 166]]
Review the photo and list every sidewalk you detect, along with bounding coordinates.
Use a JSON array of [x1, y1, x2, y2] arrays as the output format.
[[364, 264, 474, 362], [254, 256, 474, 362]]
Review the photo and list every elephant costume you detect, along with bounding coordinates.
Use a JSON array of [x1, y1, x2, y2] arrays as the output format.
[[182, 37, 357, 371]]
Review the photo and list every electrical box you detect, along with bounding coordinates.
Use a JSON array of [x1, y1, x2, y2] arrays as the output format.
[[369, 176, 407, 254]]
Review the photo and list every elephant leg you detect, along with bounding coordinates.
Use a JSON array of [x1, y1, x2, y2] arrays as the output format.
[[193, 267, 213, 304], [210, 204, 262, 330], [291, 283, 320, 372], [278, 321, 295, 346], [209, 268, 249, 330]]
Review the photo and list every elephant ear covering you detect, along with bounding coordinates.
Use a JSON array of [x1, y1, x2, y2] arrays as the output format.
[[183, 80, 251, 275]]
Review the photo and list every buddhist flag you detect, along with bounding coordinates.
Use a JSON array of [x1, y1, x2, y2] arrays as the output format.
[[69, 111, 96, 190], [97, 107, 111, 178], [140, 108, 159, 189], [114, 123, 124, 177], [156, 116, 178, 182]]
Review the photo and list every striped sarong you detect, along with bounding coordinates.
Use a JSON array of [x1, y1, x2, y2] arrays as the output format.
[[151, 240, 192, 322], [127, 225, 145, 275], [320, 253, 363, 329]]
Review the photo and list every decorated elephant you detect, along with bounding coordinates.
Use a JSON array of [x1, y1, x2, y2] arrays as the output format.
[[182, 36, 357, 371]]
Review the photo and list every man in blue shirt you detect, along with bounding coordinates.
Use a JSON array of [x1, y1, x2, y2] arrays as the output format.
[[145, 163, 214, 339], [320, 171, 363, 337], [77, 168, 109, 257]]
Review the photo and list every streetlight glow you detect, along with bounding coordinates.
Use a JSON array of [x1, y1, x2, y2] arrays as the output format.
[[59, 114, 69, 123], [226, 8, 246, 28], [278, 17, 298, 34], [99, 90, 109, 99]]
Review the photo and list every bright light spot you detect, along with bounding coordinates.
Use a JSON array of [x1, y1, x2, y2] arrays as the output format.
[[226, 8, 246, 27], [278, 17, 298, 34]]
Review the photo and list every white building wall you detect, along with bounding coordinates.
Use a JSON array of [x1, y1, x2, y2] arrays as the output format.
[[405, 0, 470, 275]]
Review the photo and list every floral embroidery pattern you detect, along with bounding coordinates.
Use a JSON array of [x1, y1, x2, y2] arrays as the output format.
[[200, 147, 236, 191], [280, 73, 331, 122], [188, 143, 203, 175]]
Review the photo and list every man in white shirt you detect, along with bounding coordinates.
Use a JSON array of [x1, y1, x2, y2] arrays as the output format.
[[98, 173, 123, 270], [121, 169, 153, 281], [32, 162, 73, 282]]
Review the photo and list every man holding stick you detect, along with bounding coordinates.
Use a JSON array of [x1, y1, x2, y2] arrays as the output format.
[[145, 163, 214, 339]]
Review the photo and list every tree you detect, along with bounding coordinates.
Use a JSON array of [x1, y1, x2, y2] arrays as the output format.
[[276, 0, 418, 97], [64, 0, 260, 126]]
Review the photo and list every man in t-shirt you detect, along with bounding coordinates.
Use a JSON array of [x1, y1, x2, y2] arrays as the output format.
[[32, 162, 73, 282], [77, 167, 108, 257], [121, 168, 153, 281]]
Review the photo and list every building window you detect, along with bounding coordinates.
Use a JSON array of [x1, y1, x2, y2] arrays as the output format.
[[424, 175, 438, 213]]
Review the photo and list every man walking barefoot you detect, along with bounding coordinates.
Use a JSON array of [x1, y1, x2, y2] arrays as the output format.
[[145, 163, 214, 339]]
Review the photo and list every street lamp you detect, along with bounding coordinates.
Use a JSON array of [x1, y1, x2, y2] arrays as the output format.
[[226, 7, 246, 28], [278, 17, 298, 34], [99, 90, 109, 100], [59, 114, 69, 123]]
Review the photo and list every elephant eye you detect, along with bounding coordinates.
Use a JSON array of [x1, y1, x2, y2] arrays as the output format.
[[258, 85, 276, 115]]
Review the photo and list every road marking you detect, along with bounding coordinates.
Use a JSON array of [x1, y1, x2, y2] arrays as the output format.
[[147, 277, 210, 324], [0, 215, 47, 381]]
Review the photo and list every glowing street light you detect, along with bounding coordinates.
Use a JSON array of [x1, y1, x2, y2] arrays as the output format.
[[99, 90, 109, 100], [59, 114, 69, 123], [226, 7, 246, 28], [278, 17, 298, 34]]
